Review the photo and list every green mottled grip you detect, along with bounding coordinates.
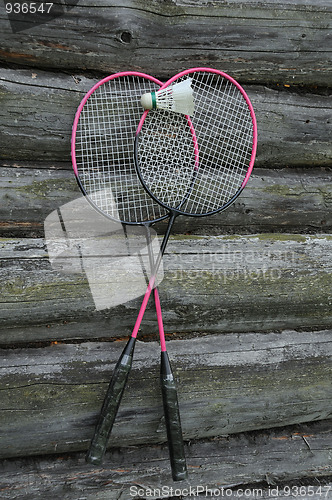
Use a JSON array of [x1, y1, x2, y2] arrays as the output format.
[[160, 351, 188, 481], [86, 337, 136, 465]]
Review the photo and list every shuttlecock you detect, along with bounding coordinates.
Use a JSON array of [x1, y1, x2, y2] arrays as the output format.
[[140, 78, 194, 116]]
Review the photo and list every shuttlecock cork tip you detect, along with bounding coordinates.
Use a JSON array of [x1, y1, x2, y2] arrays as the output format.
[[141, 92, 153, 110]]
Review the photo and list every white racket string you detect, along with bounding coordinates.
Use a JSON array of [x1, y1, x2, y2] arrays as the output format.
[[136, 71, 255, 216], [137, 110, 198, 209], [74, 75, 168, 224]]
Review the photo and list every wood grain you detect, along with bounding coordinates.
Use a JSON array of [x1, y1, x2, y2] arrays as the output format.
[[0, 331, 331, 460], [0, 0, 331, 86], [1, 165, 332, 237], [0, 68, 331, 166], [1, 234, 331, 343], [0, 0, 331, 484], [0, 421, 331, 498]]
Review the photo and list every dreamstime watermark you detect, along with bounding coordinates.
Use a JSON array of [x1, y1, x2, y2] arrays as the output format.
[[4, 0, 79, 33]]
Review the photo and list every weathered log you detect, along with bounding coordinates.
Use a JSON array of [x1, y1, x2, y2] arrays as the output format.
[[0, 331, 331, 461], [0, 421, 331, 499], [0, 234, 331, 343], [1, 165, 332, 237], [0, 0, 331, 86], [0, 234, 332, 344], [0, 68, 331, 166]]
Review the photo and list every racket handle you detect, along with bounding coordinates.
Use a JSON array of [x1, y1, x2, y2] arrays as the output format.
[[160, 351, 188, 481], [86, 336, 136, 465]]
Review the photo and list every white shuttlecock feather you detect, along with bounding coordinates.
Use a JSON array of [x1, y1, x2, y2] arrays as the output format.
[[140, 78, 194, 116]]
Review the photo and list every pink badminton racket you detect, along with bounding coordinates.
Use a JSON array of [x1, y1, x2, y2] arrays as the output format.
[[71, 72, 187, 480]]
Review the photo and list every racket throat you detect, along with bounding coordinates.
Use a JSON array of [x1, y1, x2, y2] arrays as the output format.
[[160, 212, 177, 256], [143, 212, 177, 288]]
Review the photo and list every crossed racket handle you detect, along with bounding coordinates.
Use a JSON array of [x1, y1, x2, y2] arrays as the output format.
[[86, 215, 188, 482]]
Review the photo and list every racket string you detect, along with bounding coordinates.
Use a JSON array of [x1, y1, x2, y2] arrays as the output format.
[[74, 75, 168, 224], [136, 70, 255, 216], [139, 112, 198, 209]]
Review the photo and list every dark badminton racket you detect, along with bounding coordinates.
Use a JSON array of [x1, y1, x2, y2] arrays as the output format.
[[71, 71, 187, 481], [131, 66, 257, 460], [134, 67, 257, 279]]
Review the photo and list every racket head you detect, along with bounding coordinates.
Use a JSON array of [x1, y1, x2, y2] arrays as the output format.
[[71, 71, 169, 225], [135, 67, 257, 218]]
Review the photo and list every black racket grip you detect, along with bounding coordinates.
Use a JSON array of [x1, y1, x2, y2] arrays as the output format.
[[86, 337, 136, 465], [160, 351, 188, 481]]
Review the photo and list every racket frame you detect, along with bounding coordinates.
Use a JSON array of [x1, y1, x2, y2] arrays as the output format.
[[71, 71, 169, 226], [134, 67, 257, 218]]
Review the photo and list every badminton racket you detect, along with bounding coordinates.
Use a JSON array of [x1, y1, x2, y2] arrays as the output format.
[[134, 67, 257, 277], [71, 71, 187, 480], [131, 66, 257, 461]]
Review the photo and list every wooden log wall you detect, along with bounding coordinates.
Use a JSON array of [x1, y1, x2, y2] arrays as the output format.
[[0, 0, 331, 497]]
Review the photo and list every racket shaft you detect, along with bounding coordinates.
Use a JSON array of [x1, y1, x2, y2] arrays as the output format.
[[161, 351, 188, 481], [86, 337, 136, 464]]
